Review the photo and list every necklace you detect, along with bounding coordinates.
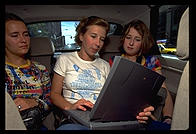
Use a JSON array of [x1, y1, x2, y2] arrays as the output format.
[[5, 59, 30, 69]]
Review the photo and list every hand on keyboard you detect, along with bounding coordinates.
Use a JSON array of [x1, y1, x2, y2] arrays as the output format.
[[81, 105, 92, 111], [73, 99, 94, 111]]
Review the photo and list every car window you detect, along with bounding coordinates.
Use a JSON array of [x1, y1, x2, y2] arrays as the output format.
[[156, 5, 188, 57], [27, 21, 120, 52]]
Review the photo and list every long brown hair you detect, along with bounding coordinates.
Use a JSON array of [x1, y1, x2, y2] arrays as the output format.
[[120, 19, 155, 56]]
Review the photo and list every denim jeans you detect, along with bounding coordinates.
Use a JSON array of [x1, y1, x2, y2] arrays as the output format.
[[56, 123, 89, 130], [147, 121, 171, 130]]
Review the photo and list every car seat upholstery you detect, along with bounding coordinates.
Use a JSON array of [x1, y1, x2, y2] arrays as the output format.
[[30, 37, 55, 75], [5, 92, 26, 130], [30, 37, 56, 130], [171, 7, 189, 130], [99, 35, 122, 62]]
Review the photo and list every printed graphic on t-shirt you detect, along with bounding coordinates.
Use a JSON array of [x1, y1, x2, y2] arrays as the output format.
[[5, 63, 51, 99], [70, 64, 102, 101], [6, 67, 43, 98]]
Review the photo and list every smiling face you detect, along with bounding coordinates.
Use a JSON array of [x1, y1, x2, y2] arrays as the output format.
[[79, 25, 106, 61], [123, 27, 142, 58], [5, 20, 30, 58]]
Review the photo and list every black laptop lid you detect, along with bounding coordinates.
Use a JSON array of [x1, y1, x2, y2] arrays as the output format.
[[89, 56, 165, 122]]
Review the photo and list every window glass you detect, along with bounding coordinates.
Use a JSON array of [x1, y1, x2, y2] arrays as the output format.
[[156, 5, 188, 56], [27, 21, 80, 51], [60, 21, 80, 51], [27, 21, 119, 52]]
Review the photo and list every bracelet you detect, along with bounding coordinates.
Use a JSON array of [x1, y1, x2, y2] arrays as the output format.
[[162, 116, 172, 122], [34, 98, 41, 104], [34, 98, 44, 108]]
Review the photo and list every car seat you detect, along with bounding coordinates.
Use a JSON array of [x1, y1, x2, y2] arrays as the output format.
[[30, 37, 55, 76], [171, 7, 189, 130], [30, 37, 56, 130], [5, 92, 26, 130], [99, 35, 122, 62]]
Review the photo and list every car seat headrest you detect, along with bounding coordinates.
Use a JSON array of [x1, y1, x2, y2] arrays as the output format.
[[30, 37, 55, 56], [176, 7, 189, 60]]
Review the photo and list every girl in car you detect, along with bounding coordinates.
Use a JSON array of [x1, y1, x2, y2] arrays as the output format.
[[5, 12, 52, 130], [109, 19, 174, 128], [51, 16, 155, 129]]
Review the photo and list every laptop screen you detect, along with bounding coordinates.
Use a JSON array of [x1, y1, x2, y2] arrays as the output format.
[[89, 56, 165, 122]]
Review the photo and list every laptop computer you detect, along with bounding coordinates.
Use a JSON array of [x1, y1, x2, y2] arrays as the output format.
[[63, 56, 166, 130]]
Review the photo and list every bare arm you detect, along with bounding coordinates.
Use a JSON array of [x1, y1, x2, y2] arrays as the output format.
[[51, 72, 73, 110], [51, 73, 94, 111], [156, 70, 174, 118], [14, 98, 38, 111]]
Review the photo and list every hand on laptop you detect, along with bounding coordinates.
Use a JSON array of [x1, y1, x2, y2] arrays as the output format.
[[72, 98, 94, 111], [136, 106, 157, 124]]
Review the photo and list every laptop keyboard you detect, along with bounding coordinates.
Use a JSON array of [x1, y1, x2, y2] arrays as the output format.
[[69, 110, 91, 121]]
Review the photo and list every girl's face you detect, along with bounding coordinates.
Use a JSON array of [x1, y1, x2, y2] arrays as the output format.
[[79, 25, 106, 61], [123, 27, 142, 57], [6, 20, 30, 57]]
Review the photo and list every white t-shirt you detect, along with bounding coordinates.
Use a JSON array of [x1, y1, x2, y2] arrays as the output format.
[[54, 51, 110, 104]]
